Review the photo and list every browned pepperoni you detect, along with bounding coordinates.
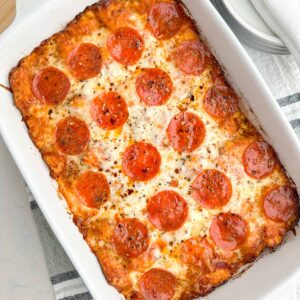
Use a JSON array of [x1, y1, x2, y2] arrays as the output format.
[[167, 112, 206, 153], [147, 190, 188, 231], [242, 141, 277, 180], [136, 68, 173, 106], [91, 92, 129, 130], [67, 43, 102, 80], [122, 142, 161, 181], [107, 27, 144, 65], [55, 116, 90, 155], [263, 185, 299, 223], [173, 40, 206, 76], [180, 237, 214, 266], [192, 169, 232, 209], [139, 268, 176, 300], [148, 2, 185, 40], [210, 213, 248, 251], [75, 171, 110, 208], [203, 86, 238, 119], [32, 67, 70, 105], [113, 218, 149, 258]]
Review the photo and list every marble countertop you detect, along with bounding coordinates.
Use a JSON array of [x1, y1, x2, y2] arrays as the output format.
[[0, 135, 54, 300], [0, 1, 299, 299]]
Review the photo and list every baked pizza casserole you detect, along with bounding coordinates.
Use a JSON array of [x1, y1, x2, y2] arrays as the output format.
[[9, 0, 300, 299]]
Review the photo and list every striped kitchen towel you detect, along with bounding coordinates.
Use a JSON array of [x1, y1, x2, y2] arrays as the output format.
[[28, 46, 300, 300], [29, 192, 92, 300]]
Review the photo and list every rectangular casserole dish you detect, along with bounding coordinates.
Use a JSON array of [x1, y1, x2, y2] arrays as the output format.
[[1, 0, 300, 299]]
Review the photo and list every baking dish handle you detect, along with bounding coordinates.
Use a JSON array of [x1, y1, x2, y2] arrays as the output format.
[[15, 0, 45, 24], [15, 0, 30, 21]]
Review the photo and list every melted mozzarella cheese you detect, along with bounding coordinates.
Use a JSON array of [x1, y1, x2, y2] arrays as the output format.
[[28, 6, 290, 296]]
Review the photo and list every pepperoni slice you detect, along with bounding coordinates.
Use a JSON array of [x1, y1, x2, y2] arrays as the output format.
[[192, 169, 232, 209], [147, 190, 188, 231], [139, 268, 176, 300], [67, 43, 102, 80], [91, 92, 129, 130], [75, 171, 110, 208], [174, 40, 206, 76], [148, 2, 185, 40], [242, 141, 277, 180], [136, 68, 173, 106], [107, 27, 144, 65], [210, 213, 248, 251], [32, 67, 70, 105], [113, 218, 149, 258], [203, 86, 239, 119], [122, 142, 161, 181], [263, 185, 299, 223], [55, 116, 90, 155], [180, 237, 214, 266], [167, 112, 206, 153]]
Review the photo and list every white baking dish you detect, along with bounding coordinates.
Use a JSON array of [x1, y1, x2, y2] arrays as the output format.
[[0, 1, 300, 299]]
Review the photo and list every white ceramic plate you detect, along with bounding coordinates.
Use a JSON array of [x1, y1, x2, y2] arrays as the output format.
[[211, 0, 289, 54], [223, 0, 284, 46], [0, 1, 300, 299]]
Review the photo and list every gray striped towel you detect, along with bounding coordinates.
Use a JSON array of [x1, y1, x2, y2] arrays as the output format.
[[29, 192, 92, 300], [27, 33, 300, 300]]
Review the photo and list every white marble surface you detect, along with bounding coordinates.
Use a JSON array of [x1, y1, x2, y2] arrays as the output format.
[[0, 1, 299, 300], [0, 135, 54, 300]]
